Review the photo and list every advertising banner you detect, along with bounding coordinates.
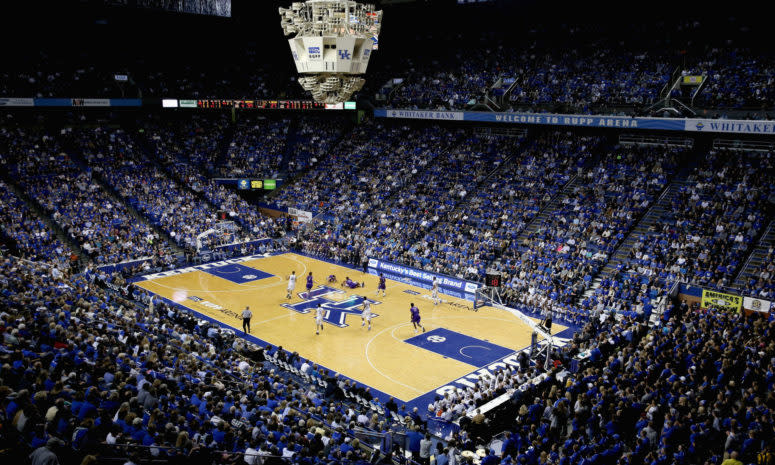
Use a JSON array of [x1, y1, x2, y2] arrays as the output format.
[[376, 109, 775, 135], [369, 258, 480, 294], [72, 98, 111, 107], [0, 98, 34, 107], [288, 207, 313, 222], [379, 109, 464, 121], [684, 118, 775, 134], [743, 296, 772, 313], [701, 289, 743, 312]]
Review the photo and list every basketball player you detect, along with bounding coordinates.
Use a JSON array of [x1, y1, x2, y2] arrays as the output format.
[[306, 271, 314, 293], [431, 277, 440, 305], [361, 297, 372, 331], [327, 274, 337, 284], [315, 304, 324, 335], [286, 271, 297, 299], [410, 303, 425, 334], [376, 273, 386, 297], [341, 276, 362, 289]]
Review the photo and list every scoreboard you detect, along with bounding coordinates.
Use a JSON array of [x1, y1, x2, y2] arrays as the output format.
[[197, 99, 325, 109], [166, 99, 355, 110]]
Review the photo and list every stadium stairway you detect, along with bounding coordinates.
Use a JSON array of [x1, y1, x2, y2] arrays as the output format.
[[131, 130, 273, 242], [0, 172, 87, 264], [576, 179, 690, 303], [276, 116, 299, 175], [732, 219, 775, 290], [511, 175, 582, 248], [132, 129, 218, 208], [61, 137, 186, 258], [213, 118, 236, 174], [415, 136, 525, 269]]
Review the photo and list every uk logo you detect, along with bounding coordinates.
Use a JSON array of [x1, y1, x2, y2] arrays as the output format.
[[281, 285, 379, 327], [338, 50, 351, 60]]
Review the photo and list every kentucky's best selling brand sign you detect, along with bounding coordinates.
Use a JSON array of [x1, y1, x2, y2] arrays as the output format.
[[369, 258, 479, 294]]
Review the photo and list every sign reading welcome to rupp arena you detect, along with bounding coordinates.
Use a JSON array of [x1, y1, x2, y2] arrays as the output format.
[[375, 109, 775, 135]]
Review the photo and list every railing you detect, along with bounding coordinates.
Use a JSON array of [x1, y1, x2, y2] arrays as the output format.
[[619, 134, 694, 148], [713, 138, 775, 152]]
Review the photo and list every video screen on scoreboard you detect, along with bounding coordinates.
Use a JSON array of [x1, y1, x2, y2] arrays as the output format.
[[104, 0, 231, 17]]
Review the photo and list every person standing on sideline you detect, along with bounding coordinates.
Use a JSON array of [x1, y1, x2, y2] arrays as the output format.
[[376, 273, 386, 297], [407, 426, 423, 461], [431, 277, 440, 305], [242, 306, 253, 333], [419, 433, 433, 465]]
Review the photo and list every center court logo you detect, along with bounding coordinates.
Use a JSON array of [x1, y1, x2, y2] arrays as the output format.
[[242, 274, 257, 280], [281, 285, 380, 327], [427, 335, 446, 343]]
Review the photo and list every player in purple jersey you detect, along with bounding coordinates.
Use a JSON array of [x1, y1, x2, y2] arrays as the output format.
[[410, 303, 425, 334], [376, 273, 386, 297], [306, 272, 314, 291], [341, 276, 362, 289], [328, 274, 337, 283]]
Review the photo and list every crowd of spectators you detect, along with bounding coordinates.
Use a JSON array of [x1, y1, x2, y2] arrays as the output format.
[[72, 126, 254, 252], [739, 246, 775, 300], [504, 47, 670, 110], [285, 122, 457, 265], [0, 181, 72, 265], [286, 117, 349, 177], [388, 39, 672, 112], [0, 257, 388, 465], [140, 116, 288, 242], [589, 149, 774, 319], [384, 26, 775, 115], [2, 110, 775, 465], [380, 134, 517, 272], [402, 132, 596, 281], [497, 144, 682, 324], [220, 117, 289, 178], [1, 126, 170, 266], [690, 48, 775, 109], [506, 303, 775, 465], [6, 248, 775, 465]]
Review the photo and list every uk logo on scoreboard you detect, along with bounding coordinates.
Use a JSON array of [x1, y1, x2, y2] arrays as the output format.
[[338, 50, 351, 60], [281, 285, 379, 327]]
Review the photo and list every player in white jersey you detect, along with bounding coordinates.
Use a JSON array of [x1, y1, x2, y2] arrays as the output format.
[[360, 297, 372, 331], [286, 271, 297, 299], [315, 304, 324, 335], [431, 277, 440, 305]]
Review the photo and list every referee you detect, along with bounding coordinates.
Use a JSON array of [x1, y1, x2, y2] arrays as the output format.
[[242, 306, 253, 333]]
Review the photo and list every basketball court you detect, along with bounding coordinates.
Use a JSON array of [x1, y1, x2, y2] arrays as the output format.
[[134, 252, 569, 410]]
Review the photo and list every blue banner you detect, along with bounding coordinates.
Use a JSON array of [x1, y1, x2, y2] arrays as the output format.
[[375, 109, 775, 134], [110, 99, 143, 107], [368, 258, 480, 294], [35, 98, 73, 107], [11, 98, 145, 107], [96, 257, 156, 274]]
